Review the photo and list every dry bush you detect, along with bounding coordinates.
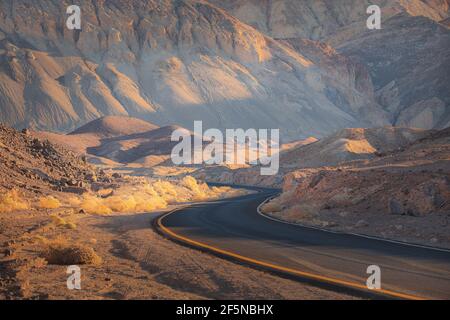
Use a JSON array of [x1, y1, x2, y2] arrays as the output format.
[[50, 215, 76, 229], [153, 180, 178, 203], [261, 199, 282, 213], [28, 257, 48, 269], [80, 195, 113, 215], [65, 222, 77, 229], [66, 196, 81, 207], [39, 196, 61, 209], [33, 235, 48, 244], [43, 240, 102, 265], [68, 176, 242, 214], [0, 189, 29, 212], [50, 215, 66, 226], [282, 204, 315, 220]]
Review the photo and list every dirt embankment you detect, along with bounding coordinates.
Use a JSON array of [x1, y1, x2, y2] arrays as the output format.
[[0, 207, 355, 300], [262, 128, 450, 248], [0, 124, 351, 299]]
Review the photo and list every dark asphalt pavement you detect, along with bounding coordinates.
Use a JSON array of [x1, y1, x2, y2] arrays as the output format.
[[159, 187, 450, 299]]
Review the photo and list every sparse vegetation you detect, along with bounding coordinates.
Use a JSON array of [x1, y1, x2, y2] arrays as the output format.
[[39, 196, 61, 209], [50, 215, 77, 229], [0, 189, 29, 213], [261, 200, 282, 213], [79, 195, 113, 215], [70, 176, 243, 215], [42, 239, 102, 265]]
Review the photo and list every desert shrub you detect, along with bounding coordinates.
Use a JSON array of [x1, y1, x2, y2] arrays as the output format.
[[80, 195, 112, 215], [50, 215, 66, 226], [181, 176, 201, 192], [43, 242, 102, 265], [39, 196, 61, 209], [66, 196, 81, 207], [283, 204, 315, 220], [50, 215, 77, 229], [153, 180, 178, 203], [261, 199, 282, 213], [29, 257, 48, 268], [65, 222, 77, 229], [33, 235, 48, 244], [133, 193, 167, 211], [0, 189, 29, 212], [68, 177, 242, 214]]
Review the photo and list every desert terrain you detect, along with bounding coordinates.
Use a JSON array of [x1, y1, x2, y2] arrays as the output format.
[[260, 127, 450, 248], [0, 0, 449, 301], [0, 123, 354, 299]]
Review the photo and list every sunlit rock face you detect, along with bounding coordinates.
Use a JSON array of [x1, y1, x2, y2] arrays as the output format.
[[0, 0, 393, 141], [210, 0, 450, 130], [335, 13, 450, 129], [209, 0, 449, 39]]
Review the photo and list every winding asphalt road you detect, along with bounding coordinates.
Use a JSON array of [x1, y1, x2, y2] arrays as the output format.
[[156, 186, 450, 299]]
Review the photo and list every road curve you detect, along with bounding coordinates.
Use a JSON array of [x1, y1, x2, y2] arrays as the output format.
[[155, 186, 450, 300]]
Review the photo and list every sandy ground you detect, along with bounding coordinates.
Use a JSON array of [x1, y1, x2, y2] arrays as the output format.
[[0, 206, 355, 300]]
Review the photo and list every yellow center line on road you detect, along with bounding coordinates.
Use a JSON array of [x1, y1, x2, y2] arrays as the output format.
[[156, 210, 426, 301]]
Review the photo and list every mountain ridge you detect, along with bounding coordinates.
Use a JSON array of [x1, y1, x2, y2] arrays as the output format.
[[0, 0, 389, 140]]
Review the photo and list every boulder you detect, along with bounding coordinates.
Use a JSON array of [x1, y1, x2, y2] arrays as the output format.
[[389, 198, 404, 215]]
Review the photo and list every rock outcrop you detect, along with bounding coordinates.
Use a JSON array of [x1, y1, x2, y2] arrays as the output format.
[[0, 0, 391, 140], [212, 0, 450, 131], [0, 124, 111, 195]]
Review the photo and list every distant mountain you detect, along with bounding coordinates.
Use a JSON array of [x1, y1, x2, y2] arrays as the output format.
[[34, 115, 158, 157], [0, 0, 392, 141], [264, 126, 450, 244], [280, 127, 430, 169], [70, 115, 158, 138], [87, 125, 189, 165], [209, 0, 449, 39], [197, 126, 431, 187], [333, 13, 450, 129], [211, 0, 450, 130], [36, 116, 194, 167], [0, 0, 447, 140]]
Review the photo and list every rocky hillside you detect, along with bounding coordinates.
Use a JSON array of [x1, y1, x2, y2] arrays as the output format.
[[0, 124, 113, 196], [280, 126, 430, 169], [212, 0, 450, 130], [210, 0, 449, 39], [200, 126, 431, 186], [0, 0, 391, 141], [36, 116, 200, 167], [0, 1, 447, 139], [262, 127, 450, 247], [86, 125, 191, 165], [334, 13, 450, 129], [69, 115, 158, 138]]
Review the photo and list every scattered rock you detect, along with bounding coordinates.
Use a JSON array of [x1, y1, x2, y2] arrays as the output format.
[[62, 186, 88, 195], [86, 173, 97, 182], [355, 220, 369, 228], [309, 172, 325, 189], [389, 198, 404, 215], [405, 207, 422, 217], [67, 179, 78, 187]]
